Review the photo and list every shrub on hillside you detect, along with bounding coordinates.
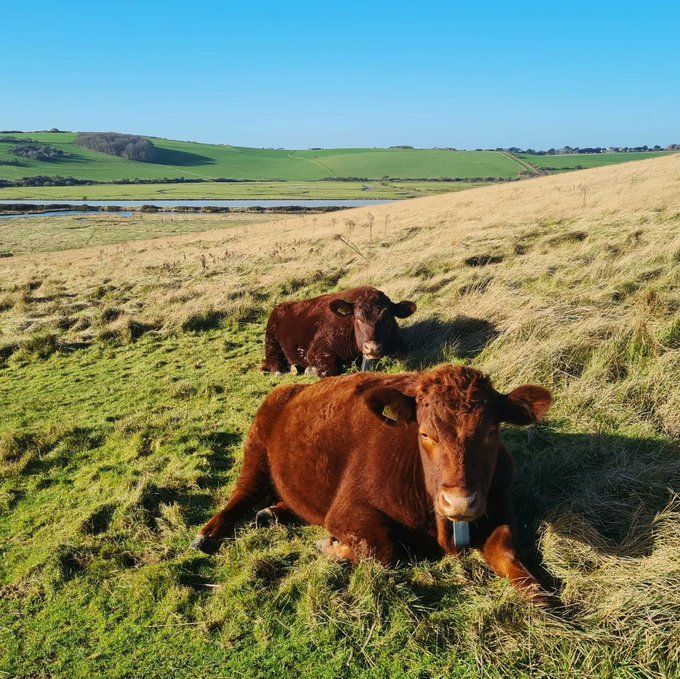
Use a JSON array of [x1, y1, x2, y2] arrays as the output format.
[[75, 132, 159, 162], [9, 143, 69, 161]]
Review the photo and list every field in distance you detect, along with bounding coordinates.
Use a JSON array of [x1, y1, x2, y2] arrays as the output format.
[[0, 132, 523, 182], [518, 150, 672, 170], [0, 155, 678, 676], [0, 179, 484, 201]]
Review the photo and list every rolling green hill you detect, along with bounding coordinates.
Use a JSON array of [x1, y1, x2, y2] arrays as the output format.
[[2, 133, 674, 201], [0, 133, 523, 182], [290, 148, 522, 178]]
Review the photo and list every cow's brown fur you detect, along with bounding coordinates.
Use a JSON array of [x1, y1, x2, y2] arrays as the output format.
[[192, 365, 554, 604], [261, 286, 416, 377]]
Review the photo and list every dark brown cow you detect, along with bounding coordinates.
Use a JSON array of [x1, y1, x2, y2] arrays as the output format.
[[261, 286, 416, 377], [192, 365, 554, 604]]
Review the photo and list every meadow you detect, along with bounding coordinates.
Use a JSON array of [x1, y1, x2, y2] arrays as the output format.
[[0, 155, 679, 677], [518, 151, 672, 171], [0, 133, 524, 183], [0, 212, 285, 255], [0, 179, 482, 202]]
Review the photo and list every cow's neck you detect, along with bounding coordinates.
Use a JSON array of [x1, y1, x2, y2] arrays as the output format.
[[338, 319, 359, 361], [381, 441, 434, 532]]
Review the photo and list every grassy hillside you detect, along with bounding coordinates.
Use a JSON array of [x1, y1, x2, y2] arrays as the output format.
[[0, 155, 679, 676], [0, 133, 523, 182], [518, 151, 672, 171], [291, 149, 521, 179]]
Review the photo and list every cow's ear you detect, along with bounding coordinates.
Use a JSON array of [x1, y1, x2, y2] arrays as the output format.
[[330, 299, 354, 317], [500, 385, 552, 425], [364, 387, 416, 427], [392, 300, 417, 318]]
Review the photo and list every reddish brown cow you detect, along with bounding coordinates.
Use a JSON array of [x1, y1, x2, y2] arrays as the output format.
[[192, 365, 554, 604], [261, 286, 416, 377]]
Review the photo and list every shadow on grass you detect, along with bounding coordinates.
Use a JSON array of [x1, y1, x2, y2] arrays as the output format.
[[175, 430, 244, 526], [400, 316, 500, 368], [152, 147, 216, 167], [507, 429, 678, 562]]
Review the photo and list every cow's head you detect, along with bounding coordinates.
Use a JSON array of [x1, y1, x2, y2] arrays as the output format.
[[329, 289, 416, 360], [364, 365, 551, 521]]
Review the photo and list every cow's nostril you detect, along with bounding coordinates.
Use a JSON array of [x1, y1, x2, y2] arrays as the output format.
[[439, 490, 479, 518], [441, 489, 476, 504], [362, 342, 381, 357], [441, 491, 476, 505]]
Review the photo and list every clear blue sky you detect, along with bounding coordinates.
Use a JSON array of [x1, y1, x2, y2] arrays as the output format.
[[3, 2, 679, 149]]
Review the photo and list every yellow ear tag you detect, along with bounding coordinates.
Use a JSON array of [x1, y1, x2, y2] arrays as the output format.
[[382, 405, 400, 422]]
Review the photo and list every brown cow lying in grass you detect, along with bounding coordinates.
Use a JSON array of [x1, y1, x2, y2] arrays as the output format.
[[261, 286, 416, 377], [192, 365, 554, 605]]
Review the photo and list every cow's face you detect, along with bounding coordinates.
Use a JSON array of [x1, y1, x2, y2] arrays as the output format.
[[364, 366, 551, 522], [330, 291, 416, 359]]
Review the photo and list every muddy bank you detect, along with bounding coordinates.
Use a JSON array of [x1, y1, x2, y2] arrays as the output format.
[[0, 203, 350, 216]]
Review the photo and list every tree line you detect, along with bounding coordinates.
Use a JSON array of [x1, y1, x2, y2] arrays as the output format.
[[501, 145, 676, 155], [75, 132, 159, 162]]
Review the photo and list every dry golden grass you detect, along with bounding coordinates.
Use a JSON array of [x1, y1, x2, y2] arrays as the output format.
[[2, 154, 679, 395], [2, 156, 679, 435], [2, 156, 679, 438]]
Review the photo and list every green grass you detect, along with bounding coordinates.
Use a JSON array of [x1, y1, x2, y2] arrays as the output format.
[[1, 324, 675, 678], [0, 133, 522, 182], [2, 133, 674, 200], [290, 149, 522, 179], [518, 151, 672, 171], [0, 179, 484, 201], [0, 213, 285, 255], [2, 329, 524, 678]]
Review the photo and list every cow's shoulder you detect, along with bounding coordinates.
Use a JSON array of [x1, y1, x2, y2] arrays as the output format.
[[253, 383, 310, 435], [262, 382, 309, 409]]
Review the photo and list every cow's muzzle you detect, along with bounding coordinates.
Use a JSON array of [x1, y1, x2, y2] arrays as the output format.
[[362, 341, 383, 360], [438, 488, 486, 521]]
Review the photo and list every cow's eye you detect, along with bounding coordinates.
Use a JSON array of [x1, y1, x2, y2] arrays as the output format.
[[420, 431, 429, 439]]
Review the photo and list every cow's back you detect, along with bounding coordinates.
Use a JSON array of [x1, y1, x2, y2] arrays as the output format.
[[255, 372, 426, 527]]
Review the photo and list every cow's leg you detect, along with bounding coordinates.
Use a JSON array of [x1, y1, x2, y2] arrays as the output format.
[[467, 447, 556, 606], [479, 524, 554, 606], [191, 437, 270, 554], [321, 507, 396, 565], [305, 342, 342, 378], [261, 321, 289, 375], [255, 501, 297, 527]]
